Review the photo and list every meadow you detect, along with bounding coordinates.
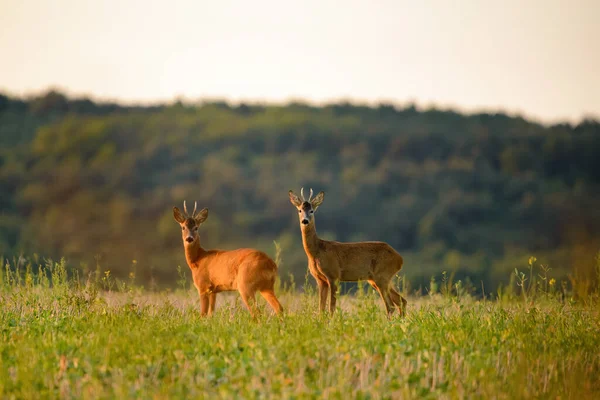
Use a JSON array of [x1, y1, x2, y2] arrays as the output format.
[[1, 258, 599, 399]]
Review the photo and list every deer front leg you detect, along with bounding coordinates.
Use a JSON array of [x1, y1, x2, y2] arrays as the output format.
[[208, 292, 217, 316], [328, 279, 338, 315], [199, 292, 210, 316], [317, 279, 328, 313]]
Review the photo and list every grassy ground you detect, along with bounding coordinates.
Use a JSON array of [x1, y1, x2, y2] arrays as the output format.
[[0, 260, 599, 399]]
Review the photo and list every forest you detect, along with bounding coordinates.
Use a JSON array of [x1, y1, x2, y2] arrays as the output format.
[[1, 90, 599, 293]]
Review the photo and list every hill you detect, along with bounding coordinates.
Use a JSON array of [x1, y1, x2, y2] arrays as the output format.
[[1, 90, 599, 292]]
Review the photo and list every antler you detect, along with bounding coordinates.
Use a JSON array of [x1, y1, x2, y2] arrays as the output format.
[[183, 201, 198, 217], [300, 187, 314, 202]]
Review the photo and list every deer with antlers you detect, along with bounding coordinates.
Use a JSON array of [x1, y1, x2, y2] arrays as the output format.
[[289, 188, 407, 317], [173, 201, 283, 317]]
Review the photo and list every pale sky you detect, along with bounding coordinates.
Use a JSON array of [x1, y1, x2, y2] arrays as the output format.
[[1, 0, 598, 123]]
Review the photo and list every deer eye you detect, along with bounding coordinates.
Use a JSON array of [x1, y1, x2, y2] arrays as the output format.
[[310, 210, 314, 214], [298, 210, 301, 213]]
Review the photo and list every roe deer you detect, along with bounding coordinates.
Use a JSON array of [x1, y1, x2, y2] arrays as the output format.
[[289, 188, 407, 317], [173, 201, 283, 317]]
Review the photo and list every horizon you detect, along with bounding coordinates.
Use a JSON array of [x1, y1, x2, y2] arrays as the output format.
[[1, 0, 599, 124], [4, 86, 597, 127]]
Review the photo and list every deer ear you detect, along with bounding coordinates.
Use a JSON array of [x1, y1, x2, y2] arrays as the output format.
[[289, 190, 302, 207], [195, 208, 209, 225], [173, 207, 186, 224], [311, 191, 325, 210]]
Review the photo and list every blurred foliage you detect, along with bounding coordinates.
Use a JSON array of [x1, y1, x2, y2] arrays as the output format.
[[1, 90, 599, 291]]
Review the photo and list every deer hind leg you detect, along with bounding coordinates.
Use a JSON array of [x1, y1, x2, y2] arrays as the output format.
[[238, 287, 259, 319], [368, 279, 395, 317], [389, 288, 407, 317], [259, 289, 284, 315], [317, 279, 329, 313]]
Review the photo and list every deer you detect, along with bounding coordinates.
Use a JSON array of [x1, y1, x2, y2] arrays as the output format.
[[289, 188, 407, 317], [173, 201, 283, 318]]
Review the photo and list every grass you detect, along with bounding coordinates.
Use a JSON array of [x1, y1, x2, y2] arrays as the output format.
[[0, 258, 599, 399]]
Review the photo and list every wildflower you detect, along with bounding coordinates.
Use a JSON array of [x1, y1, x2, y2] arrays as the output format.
[[528, 256, 537, 266], [549, 278, 556, 286], [129, 272, 135, 279]]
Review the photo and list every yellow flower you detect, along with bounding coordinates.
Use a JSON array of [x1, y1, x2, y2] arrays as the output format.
[[549, 278, 556, 286], [528, 256, 537, 266]]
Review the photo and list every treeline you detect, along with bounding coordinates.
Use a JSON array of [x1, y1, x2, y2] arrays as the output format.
[[1, 90, 599, 292]]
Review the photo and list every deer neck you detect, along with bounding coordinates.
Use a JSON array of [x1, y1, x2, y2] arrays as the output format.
[[184, 240, 206, 268], [301, 222, 321, 256]]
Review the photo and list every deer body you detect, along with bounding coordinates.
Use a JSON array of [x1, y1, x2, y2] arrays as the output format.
[[186, 247, 279, 294], [174, 203, 283, 317], [290, 189, 406, 316]]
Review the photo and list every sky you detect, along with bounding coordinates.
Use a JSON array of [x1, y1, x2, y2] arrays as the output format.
[[1, 0, 598, 123]]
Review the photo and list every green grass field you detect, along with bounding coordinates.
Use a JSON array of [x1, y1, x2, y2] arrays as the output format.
[[1, 259, 599, 399]]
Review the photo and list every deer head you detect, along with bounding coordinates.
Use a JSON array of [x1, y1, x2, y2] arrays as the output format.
[[173, 201, 209, 245], [289, 188, 325, 226]]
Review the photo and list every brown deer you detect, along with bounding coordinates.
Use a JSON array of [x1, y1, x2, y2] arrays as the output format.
[[289, 188, 407, 317], [173, 201, 283, 317]]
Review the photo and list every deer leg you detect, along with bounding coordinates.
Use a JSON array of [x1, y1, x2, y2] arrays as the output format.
[[389, 288, 407, 316], [317, 279, 329, 313], [199, 292, 210, 316], [379, 288, 394, 317], [207, 292, 217, 316], [368, 280, 394, 317], [259, 289, 284, 315], [328, 279, 338, 315], [239, 289, 258, 319]]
